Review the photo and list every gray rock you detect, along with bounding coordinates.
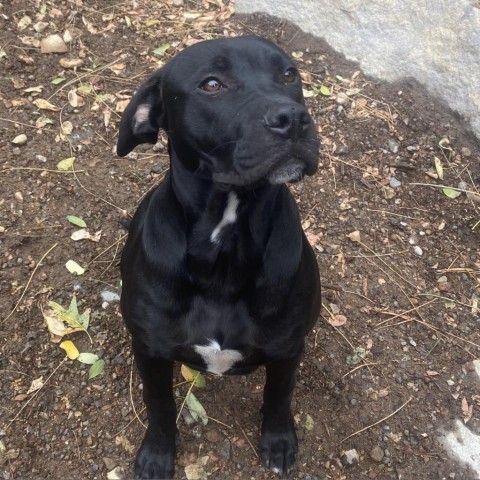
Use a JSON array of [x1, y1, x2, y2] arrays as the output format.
[[103, 457, 117, 470], [388, 139, 400, 154], [413, 245, 423, 256], [390, 177, 402, 188], [341, 448, 360, 467], [217, 438, 232, 460], [370, 445, 385, 462], [107, 466, 125, 480], [101, 291, 120, 303]]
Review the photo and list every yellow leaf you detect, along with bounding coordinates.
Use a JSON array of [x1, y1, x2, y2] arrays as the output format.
[[65, 259, 85, 275], [57, 157, 75, 171], [60, 340, 79, 359], [434, 157, 444, 179], [181, 365, 206, 387]]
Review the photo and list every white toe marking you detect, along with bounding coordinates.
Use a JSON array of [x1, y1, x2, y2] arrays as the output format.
[[210, 191, 240, 243], [134, 104, 151, 126], [193, 340, 243, 375]]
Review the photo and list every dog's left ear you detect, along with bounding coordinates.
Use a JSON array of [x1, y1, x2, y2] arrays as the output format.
[[117, 69, 167, 157]]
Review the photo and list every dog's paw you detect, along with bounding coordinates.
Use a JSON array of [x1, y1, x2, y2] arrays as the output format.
[[260, 418, 298, 475], [134, 435, 175, 480]]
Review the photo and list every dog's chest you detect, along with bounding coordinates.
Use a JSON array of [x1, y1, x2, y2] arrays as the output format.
[[193, 340, 243, 375]]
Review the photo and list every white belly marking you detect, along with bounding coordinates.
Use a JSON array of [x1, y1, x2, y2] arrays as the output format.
[[210, 191, 240, 243], [194, 340, 243, 375]]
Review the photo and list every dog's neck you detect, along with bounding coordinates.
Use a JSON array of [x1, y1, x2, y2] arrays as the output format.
[[169, 155, 288, 251]]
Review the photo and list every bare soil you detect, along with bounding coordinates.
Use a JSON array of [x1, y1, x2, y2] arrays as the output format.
[[1, 2, 480, 480]]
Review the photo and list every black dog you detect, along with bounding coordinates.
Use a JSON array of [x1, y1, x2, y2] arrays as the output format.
[[117, 36, 321, 479]]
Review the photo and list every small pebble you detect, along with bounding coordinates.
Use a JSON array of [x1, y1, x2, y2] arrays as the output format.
[[336, 92, 349, 105], [341, 448, 359, 467], [388, 139, 399, 153], [107, 466, 125, 480], [151, 164, 164, 174], [390, 177, 401, 188], [12, 134, 28, 145], [14, 192, 24, 203], [413, 245, 423, 256], [461, 147, 471, 157], [103, 457, 117, 470], [370, 445, 384, 462], [36, 154, 47, 162], [101, 291, 120, 303], [205, 429, 222, 443]]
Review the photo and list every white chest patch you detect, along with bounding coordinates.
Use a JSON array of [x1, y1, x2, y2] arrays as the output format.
[[210, 191, 240, 243], [193, 340, 243, 375]]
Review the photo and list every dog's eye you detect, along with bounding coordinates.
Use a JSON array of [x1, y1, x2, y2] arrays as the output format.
[[200, 77, 223, 92], [283, 68, 297, 84]]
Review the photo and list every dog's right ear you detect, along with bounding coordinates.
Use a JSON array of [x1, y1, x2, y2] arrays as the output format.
[[117, 69, 166, 157]]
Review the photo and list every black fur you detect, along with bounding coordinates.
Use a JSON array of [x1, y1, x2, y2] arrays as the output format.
[[117, 36, 321, 479]]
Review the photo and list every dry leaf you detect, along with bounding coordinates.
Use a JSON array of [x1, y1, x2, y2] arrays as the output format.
[[347, 230, 361, 243], [40, 34, 68, 53], [329, 314, 347, 327], [43, 307, 84, 338], [27, 376, 44, 394], [33, 98, 61, 111], [61, 121, 73, 135], [461, 397, 473, 423], [185, 456, 209, 480], [59, 57, 83, 68]]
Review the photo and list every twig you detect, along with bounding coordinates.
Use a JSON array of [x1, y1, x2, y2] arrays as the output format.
[[72, 167, 126, 213], [6, 357, 67, 430], [88, 234, 127, 267], [176, 376, 198, 424], [0, 167, 84, 174], [129, 361, 147, 429], [341, 396, 413, 443], [3, 243, 58, 323], [0, 116, 55, 131], [99, 233, 122, 276], [235, 420, 259, 458], [416, 293, 473, 310], [343, 363, 378, 378], [409, 182, 479, 196], [375, 300, 436, 328]]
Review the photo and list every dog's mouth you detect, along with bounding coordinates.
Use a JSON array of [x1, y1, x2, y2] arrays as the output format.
[[212, 143, 319, 188]]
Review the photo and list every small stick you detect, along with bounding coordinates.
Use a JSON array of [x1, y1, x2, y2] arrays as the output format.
[[341, 396, 413, 443], [409, 182, 479, 196], [375, 299, 436, 327], [0, 167, 84, 174], [73, 167, 126, 213], [343, 363, 378, 378], [7, 357, 67, 429], [129, 361, 147, 429], [3, 243, 58, 323], [88, 234, 127, 267], [235, 420, 259, 458]]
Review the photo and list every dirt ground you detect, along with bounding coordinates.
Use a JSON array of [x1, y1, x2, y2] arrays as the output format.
[[1, 1, 480, 479]]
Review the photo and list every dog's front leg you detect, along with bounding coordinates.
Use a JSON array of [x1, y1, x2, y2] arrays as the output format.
[[261, 352, 302, 475], [133, 343, 176, 480]]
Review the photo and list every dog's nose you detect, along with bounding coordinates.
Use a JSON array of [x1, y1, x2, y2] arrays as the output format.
[[263, 105, 311, 139]]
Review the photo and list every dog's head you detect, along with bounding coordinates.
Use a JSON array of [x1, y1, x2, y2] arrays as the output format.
[[117, 36, 319, 187]]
